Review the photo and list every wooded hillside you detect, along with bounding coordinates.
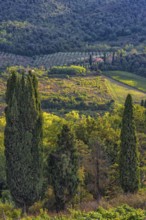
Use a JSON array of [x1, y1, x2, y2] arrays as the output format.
[[0, 0, 146, 55]]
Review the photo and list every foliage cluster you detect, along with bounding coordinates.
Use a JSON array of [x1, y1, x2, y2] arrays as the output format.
[[0, 203, 145, 220], [101, 54, 146, 78]]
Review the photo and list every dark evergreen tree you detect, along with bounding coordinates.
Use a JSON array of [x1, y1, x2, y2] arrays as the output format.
[[141, 99, 144, 106], [48, 124, 79, 211], [103, 52, 107, 64], [119, 94, 140, 193], [4, 71, 43, 211], [89, 54, 93, 67], [144, 100, 146, 108]]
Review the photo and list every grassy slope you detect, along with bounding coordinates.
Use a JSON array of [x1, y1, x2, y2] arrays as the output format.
[[0, 73, 146, 115], [105, 77, 146, 104], [104, 71, 146, 92]]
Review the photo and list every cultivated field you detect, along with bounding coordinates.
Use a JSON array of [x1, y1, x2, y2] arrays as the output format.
[[0, 52, 108, 69]]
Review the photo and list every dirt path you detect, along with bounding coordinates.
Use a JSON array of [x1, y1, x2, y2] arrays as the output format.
[[102, 75, 146, 95]]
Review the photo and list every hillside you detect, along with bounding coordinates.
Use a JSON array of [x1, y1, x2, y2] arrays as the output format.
[[0, 0, 146, 55], [0, 71, 146, 116]]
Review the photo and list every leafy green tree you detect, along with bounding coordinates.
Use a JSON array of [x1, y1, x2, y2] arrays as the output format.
[[48, 124, 79, 211], [0, 117, 6, 196], [119, 94, 140, 193], [4, 71, 43, 211]]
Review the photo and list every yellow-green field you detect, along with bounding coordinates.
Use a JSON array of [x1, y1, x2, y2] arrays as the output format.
[[104, 71, 146, 92], [0, 73, 146, 115], [105, 77, 146, 104]]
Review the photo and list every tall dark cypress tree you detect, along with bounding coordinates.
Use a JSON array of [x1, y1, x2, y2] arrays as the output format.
[[119, 94, 140, 193], [144, 100, 146, 108], [141, 99, 144, 107], [89, 54, 93, 67], [4, 71, 43, 211], [48, 124, 79, 211]]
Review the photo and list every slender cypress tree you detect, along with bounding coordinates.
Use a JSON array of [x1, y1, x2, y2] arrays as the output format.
[[48, 124, 79, 211], [89, 54, 93, 67], [119, 94, 140, 193], [4, 71, 43, 211], [141, 99, 144, 107], [144, 100, 146, 108]]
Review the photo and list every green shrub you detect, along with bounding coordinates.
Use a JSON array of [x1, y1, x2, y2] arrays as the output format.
[[0, 203, 21, 219], [1, 190, 12, 203], [48, 65, 86, 76], [0, 204, 145, 220], [29, 201, 44, 215], [108, 192, 146, 209]]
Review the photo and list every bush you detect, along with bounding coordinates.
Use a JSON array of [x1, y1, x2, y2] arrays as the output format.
[[0, 203, 145, 219], [29, 201, 44, 215], [98, 192, 146, 210], [48, 65, 86, 76], [0, 203, 21, 219], [1, 190, 12, 203]]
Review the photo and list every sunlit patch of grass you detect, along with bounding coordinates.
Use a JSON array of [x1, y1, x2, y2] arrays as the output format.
[[105, 78, 146, 104], [104, 71, 146, 92]]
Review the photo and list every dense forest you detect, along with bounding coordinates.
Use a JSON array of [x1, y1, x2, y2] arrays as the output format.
[[1, 0, 146, 55]]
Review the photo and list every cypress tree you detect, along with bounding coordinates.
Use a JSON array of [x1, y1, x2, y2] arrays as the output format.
[[89, 54, 93, 67], [119, 94, 140, 193], [144, 100, 146, 108], [48, 124, 79, 211], [4, 71, 43, 211], [141, 99, 144, 107]]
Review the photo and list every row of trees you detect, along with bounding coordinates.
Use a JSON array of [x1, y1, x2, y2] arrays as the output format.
[[4, 71, 140, 213], [100, 54, 146, 78]]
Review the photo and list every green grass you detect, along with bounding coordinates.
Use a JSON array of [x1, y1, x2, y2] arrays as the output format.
[[105, 78, 146, 104], [104, 71, 146, 92]]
